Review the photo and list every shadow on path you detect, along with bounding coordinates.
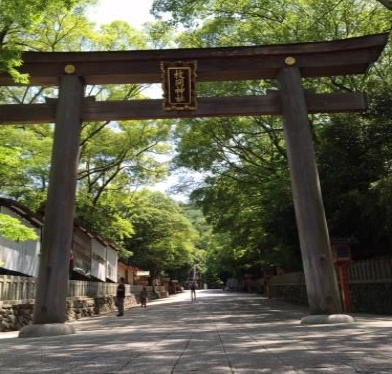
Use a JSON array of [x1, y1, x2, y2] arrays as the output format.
[[0, 290, 391, 373]]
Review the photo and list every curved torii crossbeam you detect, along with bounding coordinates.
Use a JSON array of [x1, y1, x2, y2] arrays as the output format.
[[0, 33, 388, 122], [0, 32, 388, 335]]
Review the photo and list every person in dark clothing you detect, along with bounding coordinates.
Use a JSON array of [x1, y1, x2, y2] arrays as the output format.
[[190, 282, 197, 302], [140, 286, 148, 307], [69, 249, 74, 276], [116, 277, 125, 316]]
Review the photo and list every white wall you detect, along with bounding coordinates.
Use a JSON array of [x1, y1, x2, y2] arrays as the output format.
[[91, 238, 106, 281], [106, 246, 118, 282]]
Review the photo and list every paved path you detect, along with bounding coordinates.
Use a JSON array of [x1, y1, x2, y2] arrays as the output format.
[[0, 290, 392, 373]]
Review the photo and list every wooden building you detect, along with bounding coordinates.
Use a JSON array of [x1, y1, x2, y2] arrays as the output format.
[[117, 262, 139, 285], [91, 235, 107, 282], [71, 222, 119, 282], [106, 241, 119, 283], [0, 198, 119, 281], [70, 223, 92, 279], [0, 198, 43, 277]]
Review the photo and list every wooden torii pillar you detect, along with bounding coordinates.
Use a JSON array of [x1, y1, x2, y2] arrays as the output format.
[[277, 66, 340, 315], [32, 75, 84, 326], [0, 32, 388, 335]]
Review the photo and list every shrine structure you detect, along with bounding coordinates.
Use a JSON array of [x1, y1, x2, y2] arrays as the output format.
[[0, 32, 388, 335]]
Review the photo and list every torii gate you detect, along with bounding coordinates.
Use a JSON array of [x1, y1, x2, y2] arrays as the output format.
[[0, 32, 388, 336]]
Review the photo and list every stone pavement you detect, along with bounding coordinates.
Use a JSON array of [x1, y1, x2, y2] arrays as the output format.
[[0, 290, 392, 373]]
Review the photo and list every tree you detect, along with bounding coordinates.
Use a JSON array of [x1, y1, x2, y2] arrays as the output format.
[[317, 89, 392, 259], [0, 134, 40, 241], [0, 214, 38, 241], [180, 203, 210, 282], [0, 0, 85, 82], [0, 4, 174, 246], [124, 190, 198, 278], [151, 0, 392, 276], [152, 0, 391, 42]]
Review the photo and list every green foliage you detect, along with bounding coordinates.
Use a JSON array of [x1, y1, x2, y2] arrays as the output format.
[[73, 118, 172, 246], [77, 119, 171, 203], [75, 192, 135, 245], [152, 0, 392, 277], [95, 21, 147, 50], [1, 0, 391, 281], [124, 190, 199, 277], [0, 0, 87, 81], [317, 89, 392, 258], [179, 203, 211, 277], [175, 110, 302, 273], [143, 21, 178, 49], [153, 0, 391, 45], [0, 124, 54, 210], [0, 127, 47, 241], [0, 214, 38, 241], [0, 2, 176, 262], [0, 144, 22, 187]]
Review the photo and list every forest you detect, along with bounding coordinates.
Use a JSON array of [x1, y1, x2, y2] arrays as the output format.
[[0, 0, 391, 286]]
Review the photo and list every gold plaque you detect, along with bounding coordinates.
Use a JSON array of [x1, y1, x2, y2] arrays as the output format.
[[161, 61, 197, 110]]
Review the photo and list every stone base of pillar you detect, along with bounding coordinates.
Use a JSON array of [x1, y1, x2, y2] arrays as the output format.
[[301, 314, 355, 325], [18, 323, 75, 338]]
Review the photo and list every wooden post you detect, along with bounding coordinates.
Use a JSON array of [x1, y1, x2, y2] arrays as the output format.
[[33, 74, 84, 324], [277, 66, 342, 315]]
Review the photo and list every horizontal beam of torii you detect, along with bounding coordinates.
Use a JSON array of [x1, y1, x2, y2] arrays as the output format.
[[0, 32, 387, 124], [0, 92, 367, 123], [0, 32, 388, 86], [2, 32, 388, 337]]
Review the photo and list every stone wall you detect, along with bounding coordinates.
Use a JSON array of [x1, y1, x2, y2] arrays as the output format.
[[0, 301, 34, 331], [349, 282, 392, 314], [268, 272, 308, 306], [269, 284, 309, 306], [0, 294, 139, 332]]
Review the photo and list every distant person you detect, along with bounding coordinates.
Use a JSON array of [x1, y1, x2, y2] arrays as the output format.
[[190, 282, 197, 302], [69, 249, 74, 275], [168, 280, 175, 295], [116, 277, 125, 316], [140, 286, 148, 307]]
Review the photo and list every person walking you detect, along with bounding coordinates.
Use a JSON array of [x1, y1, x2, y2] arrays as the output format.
[[140, 286, 148, 307], [190, 281, 197, 302], [116, 277, 125, 316]]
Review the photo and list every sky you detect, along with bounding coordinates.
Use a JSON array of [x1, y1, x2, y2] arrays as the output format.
[[89, 0, 162, 99], [88, 0, 155, 28]]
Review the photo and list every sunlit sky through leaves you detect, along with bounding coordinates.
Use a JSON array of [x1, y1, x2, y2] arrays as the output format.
[[87, 0, 201, 202], [88, 0, 155, 28]]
